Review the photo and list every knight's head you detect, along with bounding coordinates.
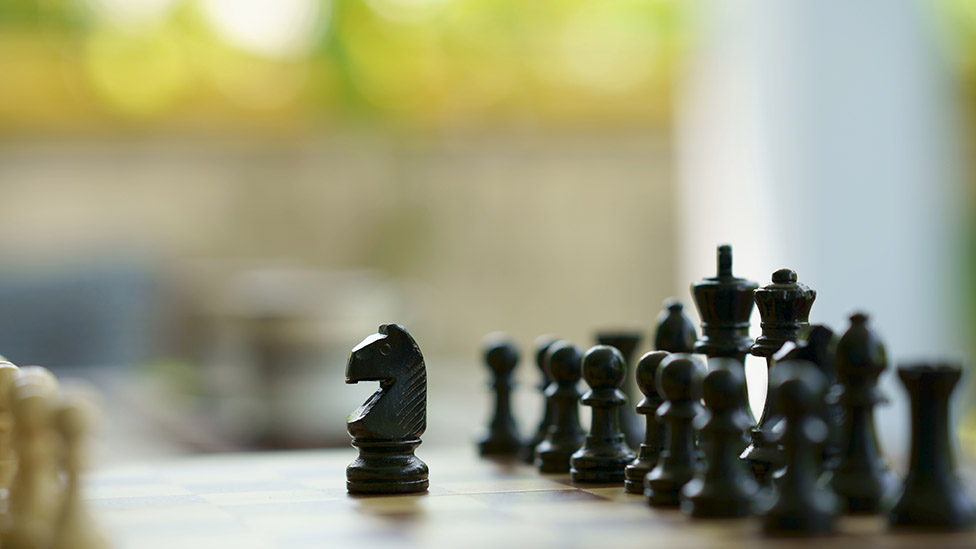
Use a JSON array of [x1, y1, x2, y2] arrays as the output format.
[[346, 324, 423, 384]]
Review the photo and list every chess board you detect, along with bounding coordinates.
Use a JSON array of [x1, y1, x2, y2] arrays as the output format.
[[89, 446, 975, 549]]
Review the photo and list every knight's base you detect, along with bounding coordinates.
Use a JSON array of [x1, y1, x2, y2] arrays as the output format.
[[347, 438, 429, 495]]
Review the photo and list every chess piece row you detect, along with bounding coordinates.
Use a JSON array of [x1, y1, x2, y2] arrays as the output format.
[[478, 244, 975, 534], [0, 361, 107, 549]]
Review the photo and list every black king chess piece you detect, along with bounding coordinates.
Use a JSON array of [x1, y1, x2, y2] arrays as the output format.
[[654, 299, 697, 354], [890, 362, 976, 530], [828, 313, 899, 512], [680, 366, 758, 517], [525, 335, 559, 463], [742, 268, 815, 484], [624, 351, 670, 494], [645, 354, 705, 506], [759, 360, 839, 535], [537, 341, 586, 473], [691, 244, 759, 425], [570, 345, 635, 483], [345, 324, 429, 494], [596, 331, 644, 450], [478, 334, 523, 456]]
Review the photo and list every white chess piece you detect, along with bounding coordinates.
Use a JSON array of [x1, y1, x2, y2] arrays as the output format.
[[0, 362, 21, 496], [52, 393, 108, 549]]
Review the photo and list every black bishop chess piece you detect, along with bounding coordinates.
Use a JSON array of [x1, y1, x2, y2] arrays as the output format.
[[624, 351, 670, 494], [889, 362, 976, 531], [691, 244, 759, 425], [680, 366, 758, 517], [478, 334, 523, 457], [525, 335, 559, 463], [759, 360, 839, 535], [596, 331, 643, 450], [645, 354, 705, 506], [654, 299, 697, 353], [570, 345, 635, 483], [742, 268, 815, 484], [537, 341, 586, 473], [775, 325, 842, 469], [345, 324, 429, 494], [827, 313, 898, 513]]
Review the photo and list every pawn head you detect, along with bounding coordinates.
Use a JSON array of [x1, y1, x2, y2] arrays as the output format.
[[656, 353, 705, 402], [701, 366, 745, 411], [770, 360, 827, 418], [546, 341, 583, 383], [635, 351, 669, 397], [533, 335, 559, 373], [483, 333, 519, 375], [582, 345, 626, 390]]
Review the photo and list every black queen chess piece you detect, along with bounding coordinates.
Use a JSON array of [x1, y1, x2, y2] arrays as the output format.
[[889, 362, 976, 530], [478, 334, 523, 456], [525, 335, 559, 463], [596, 331, 644, 450], [742, 268, 815, 484], [691, 244, 759, 425], [537, 341, 586, 473], [570, 346, 635, 483], [345, 324, 429, 494], [645, 354, 705, 506], [624, 351, 670, 494], [827, 313, 898, 513]]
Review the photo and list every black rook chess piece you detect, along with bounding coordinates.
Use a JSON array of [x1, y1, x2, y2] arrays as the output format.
[[654, 300, 697, 354], [742, 268, 815, 484], [691, 244, 759, 425], [570, 346, 635, 483], [680, 366, 758, 517], [759, 360, 839, 535], [346, 324, 429, 494], [645, 354, 705, 506], [525, 335, 560, 463], [596, 331, 644, 450], [828, 313, 898, 513], [889, 362, 976, 530], [478, 334, 523, 456], [537, 341, 586, 473], [624, 351, 669, 494]]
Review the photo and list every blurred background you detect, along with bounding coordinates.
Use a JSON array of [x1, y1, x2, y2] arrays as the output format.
[[0, 0, 974, 468]]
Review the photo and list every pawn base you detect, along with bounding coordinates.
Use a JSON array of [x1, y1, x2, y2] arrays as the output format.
[[347, 438, 428, 495], [645, 466, 696, 507], [889, 482, 976, 531], [570, 447, 633, 484], [623, 456, 656, 494]]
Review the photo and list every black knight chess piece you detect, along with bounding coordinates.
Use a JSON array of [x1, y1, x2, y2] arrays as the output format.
[[345, 324, 429, 494], [742, 269, 815, 484], [691, 244, 759, 425], [680, 366, 758, 517], [645, 354, 705, 506], [828, 313, 898, 513], [624, 351, 669, 494], [889, 363, 976, 530], [478, 334, 523, 456], [654, 300, 697, 354], [537, 341, 586, 473], [570, 346, 635, 483], [759, 360, 839, 535], [596, 331, 643, 450], [525, 335, 559, 463]]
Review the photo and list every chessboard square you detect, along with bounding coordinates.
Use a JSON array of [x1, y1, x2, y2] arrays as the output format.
[[87, 483, 194, 499], [199, 489, 330, 506], [442, 477, 576, 495]]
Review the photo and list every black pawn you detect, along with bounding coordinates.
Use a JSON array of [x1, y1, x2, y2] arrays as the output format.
[[742, 268, 815, 484], [654, 299, 697, 353], [890, 363, 976, 530], [624, 351, 670, 494], [537, 341, 586, 473], [478, 335, 523, 456], [645, 354, 705, 506], [596, 331, 644, 450], [828, 313, 898, 513], [759, 360, 839, 536], [691, 244, 759, 425], [525, 335, 560, 463], [570, 346, 635, 483], [680, 366, 758, 517]]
